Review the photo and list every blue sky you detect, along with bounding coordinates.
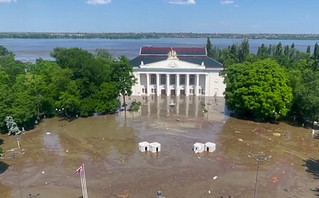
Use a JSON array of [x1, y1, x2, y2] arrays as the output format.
[[0, 0, 318, 33]]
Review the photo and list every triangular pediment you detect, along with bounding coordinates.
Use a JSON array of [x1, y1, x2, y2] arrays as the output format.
[[140, 59, 205, 69]]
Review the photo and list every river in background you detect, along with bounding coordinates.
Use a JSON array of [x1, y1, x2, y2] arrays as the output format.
[[0, 38, 319, 62]]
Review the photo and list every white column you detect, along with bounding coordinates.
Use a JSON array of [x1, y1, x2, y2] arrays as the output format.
[[136, 73, 140, 96], [185, 74, 189, 96], [176, 74, 180, 96], [205, 74, 209, 96], [195, 74, 199, 96], [166, 74, 170, 96], [156, 73, 160, 96], [146, 73, 150, 96]]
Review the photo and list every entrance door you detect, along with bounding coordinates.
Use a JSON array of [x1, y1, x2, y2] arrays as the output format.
[[161, 89, 166, 95], [171, 90, 176, 95]]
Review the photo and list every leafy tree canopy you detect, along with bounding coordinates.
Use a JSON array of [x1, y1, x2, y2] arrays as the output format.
[[225, 59, 293, 120]]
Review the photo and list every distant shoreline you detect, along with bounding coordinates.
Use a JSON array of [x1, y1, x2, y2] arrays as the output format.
[[1, 32, 319, 40]]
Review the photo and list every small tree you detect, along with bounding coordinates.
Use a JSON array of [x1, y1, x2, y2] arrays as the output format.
[[110, 57, 136, 109], [4, 116, 21, 135], [206, 37, 213, 57]]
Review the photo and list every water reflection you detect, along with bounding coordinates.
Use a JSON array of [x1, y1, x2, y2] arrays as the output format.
[[137, 95, 225, 120]]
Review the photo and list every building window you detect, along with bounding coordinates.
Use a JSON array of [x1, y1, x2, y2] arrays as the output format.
[[170, 74, 176, 85], [151, 74, 156, 85], [160, 74, 166, 85], [189, 75, 195, 85], [180, 74, 186, 85], [142, 88, 145, 93]]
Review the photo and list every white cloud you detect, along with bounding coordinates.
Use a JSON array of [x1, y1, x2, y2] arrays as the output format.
[[0, 0, 17, 3], [169, 0, 196, 5], [87, 0, 111, 5], [221, 0, 234, 5]]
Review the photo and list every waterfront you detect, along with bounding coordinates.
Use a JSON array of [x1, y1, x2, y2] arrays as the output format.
[[1, 38, 318, 62], [0, 96, 318, 198]]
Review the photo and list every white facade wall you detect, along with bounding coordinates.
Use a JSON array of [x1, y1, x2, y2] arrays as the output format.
[[131, 59, 225, 97], [208, 71, 226, 97]]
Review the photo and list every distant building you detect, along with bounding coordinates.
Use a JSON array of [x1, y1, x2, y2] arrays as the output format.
[[130, 47, 225, 97]]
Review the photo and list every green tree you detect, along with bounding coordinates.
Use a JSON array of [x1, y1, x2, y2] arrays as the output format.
[[94, 49, 114, 62], [9, 75, 38, 127], [274, 42, 283, 57], [206, 37, 213, 57], [225, 59, 293, 120], [293, 68, 319, 123], [307, 45, 311, 55], [0, 46, 13, 56], [238, 38, 249, 63], [55, 81, 81, 117], [110, 57, 136, 108], [0, 55, 25, 83], [0, 70, 11, 130], [257, 44, 269, 59], [95, 83, 120, 114]]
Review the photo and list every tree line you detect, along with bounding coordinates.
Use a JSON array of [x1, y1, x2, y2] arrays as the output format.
[[1, 32, 319, 40], [0, 46, 135, 133], [206, 38, 319, 125]]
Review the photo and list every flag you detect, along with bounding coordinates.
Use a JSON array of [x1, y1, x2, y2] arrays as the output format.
[[75, 164, 83, 174]]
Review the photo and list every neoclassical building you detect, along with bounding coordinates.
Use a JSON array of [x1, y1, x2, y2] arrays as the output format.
[[130, 47, 225, 97]]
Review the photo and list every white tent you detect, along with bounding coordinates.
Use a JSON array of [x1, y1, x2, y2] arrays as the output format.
[[149, 142, 161, 153], [138, 141, 150, 152], [193, 143, 205, 153], [204, 142, 216, 152]]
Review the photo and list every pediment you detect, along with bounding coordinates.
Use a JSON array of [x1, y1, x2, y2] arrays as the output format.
[[140, 59, 205, 69]]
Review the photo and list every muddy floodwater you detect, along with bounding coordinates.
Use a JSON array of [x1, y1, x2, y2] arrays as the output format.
[[1, 96, 319, 198]]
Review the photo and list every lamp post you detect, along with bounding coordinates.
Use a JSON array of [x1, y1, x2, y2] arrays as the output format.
[[206, 102, 211, 119], [250, 152, 272, 198], [10, 151, 23, 198]]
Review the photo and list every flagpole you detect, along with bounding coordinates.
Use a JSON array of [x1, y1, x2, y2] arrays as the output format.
[[82, 164, 88, 198], [76, 164, 89, 198]]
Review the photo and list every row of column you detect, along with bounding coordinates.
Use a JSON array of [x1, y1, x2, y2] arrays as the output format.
[[145, 73, 208, 96]]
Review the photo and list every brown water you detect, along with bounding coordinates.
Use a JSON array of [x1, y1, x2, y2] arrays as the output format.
[[0, 96, 318, 198]]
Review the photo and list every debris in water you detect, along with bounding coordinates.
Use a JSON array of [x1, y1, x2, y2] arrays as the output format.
[[217, 158, 223, 161], [208, 190, 211, 194], [46, 132, 51, 135], [273, 133, 281, 137], [42, 171, 45, 174], [238, 138, 243, 142], [65, 149, 69, 153], [272, 176, 279, 183], [213, 176, 218, 180]]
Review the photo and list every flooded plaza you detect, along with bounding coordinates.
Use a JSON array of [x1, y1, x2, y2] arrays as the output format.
[[0, 96, 319, 198]]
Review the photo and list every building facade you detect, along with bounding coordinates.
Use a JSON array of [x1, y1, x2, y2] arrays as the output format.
[[130, 47, 225, 97]]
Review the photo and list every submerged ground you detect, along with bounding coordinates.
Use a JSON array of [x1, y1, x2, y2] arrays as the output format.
[[0, 96, 318, 198]]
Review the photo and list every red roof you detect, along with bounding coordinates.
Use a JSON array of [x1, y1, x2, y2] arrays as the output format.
[[140, 47, 206, 56]]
